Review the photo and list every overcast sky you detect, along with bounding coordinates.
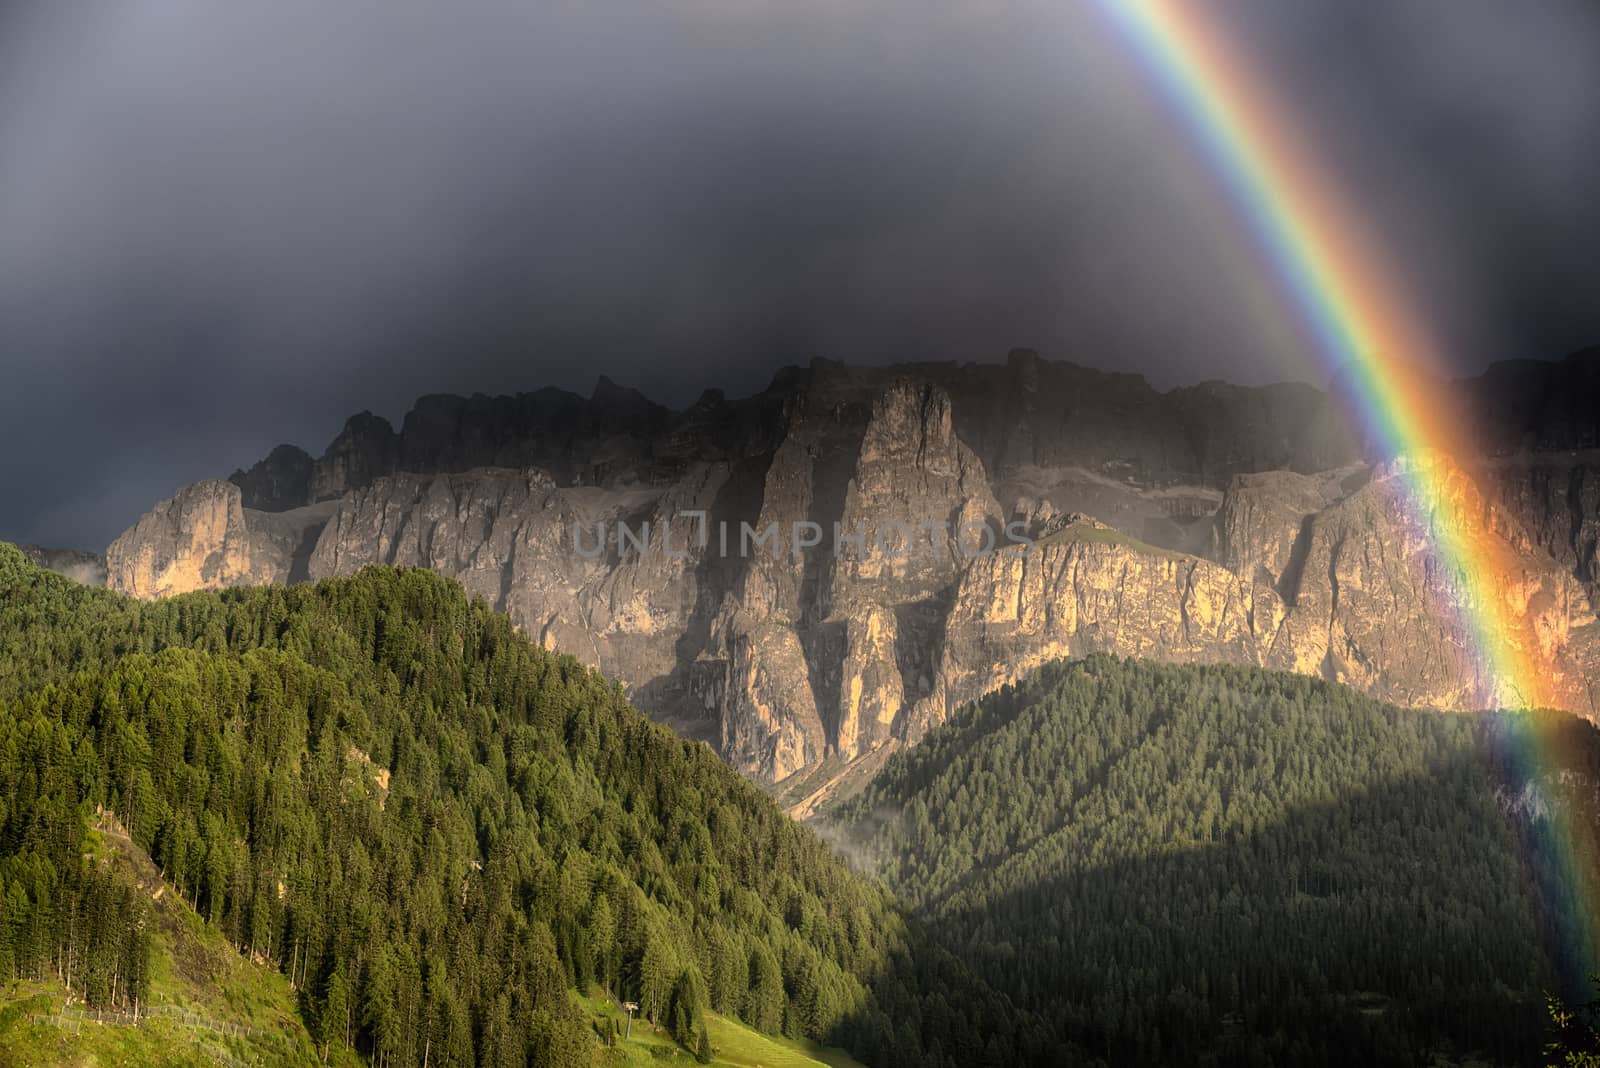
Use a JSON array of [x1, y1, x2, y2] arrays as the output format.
[[2, 0, 1597, 550]]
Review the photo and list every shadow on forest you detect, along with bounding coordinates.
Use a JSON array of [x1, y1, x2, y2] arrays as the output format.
[[830, 751, 1583, 1067]]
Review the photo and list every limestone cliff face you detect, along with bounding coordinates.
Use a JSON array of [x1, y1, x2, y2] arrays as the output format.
[[106, 481, 339, 599], [1212, 470, 1347, 584], [312, 412, 400, 503], [928, 520, 1254, 725], [1208, 469, 1352, 647], [823, 381, 1001, 756], [307, 467, 566, 606], [696, 378, 1012, 778], [305, 465, 725, 733], [106, 481, 284, 598], [922, 459, 1596, 729], [228, 445, 315, 512], [1261, 455, 1595, 714], [831, 381, 1000, 604], [226, 353, 1360, 517], [1478, 456, 1600, 608], [694, 382, 859, 779], [105, 353, 1600, 786]]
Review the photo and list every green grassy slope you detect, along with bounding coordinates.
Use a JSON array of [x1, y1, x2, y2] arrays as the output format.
[[576, 988, 866, 1068], [0, 823, 337, 1067]]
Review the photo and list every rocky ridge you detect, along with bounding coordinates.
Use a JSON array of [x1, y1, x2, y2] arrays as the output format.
[[103, 349, 1600, 785]]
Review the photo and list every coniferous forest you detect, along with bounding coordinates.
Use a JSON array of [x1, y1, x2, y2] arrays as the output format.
[[829, 656, 1600, 1066], [5, 538, 1600, 1066], [0, 543, 1040, 1066]]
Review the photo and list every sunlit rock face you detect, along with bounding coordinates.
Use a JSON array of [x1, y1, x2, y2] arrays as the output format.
[[107, 480, 289, 598], [924, 518, 1257, 745], [106, 480, 336, 600], [104, 352, 1600, 784], [1257, 455, 1594, 714]]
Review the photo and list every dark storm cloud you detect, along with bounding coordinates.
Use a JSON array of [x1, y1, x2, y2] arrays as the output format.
[[1, 1, 1596, 550], [1230, 0, 1600, 370]]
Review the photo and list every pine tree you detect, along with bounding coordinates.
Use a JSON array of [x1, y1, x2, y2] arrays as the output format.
[[747, 944, 783, 1035], [638, 926, 676, 1024]]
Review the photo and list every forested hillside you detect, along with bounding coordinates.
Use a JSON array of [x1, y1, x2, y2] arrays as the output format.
[[830, 656, 1600, 1066], [0, 543, 1043, 1067]]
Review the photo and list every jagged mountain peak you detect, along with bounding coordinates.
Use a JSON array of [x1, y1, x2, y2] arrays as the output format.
[[108, 350, 1600, 786]]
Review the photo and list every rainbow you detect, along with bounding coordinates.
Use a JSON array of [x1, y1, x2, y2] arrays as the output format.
[[1091, 0, 1600, 983]]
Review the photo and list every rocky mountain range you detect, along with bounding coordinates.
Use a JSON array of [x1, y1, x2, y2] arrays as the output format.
[[46, 347, 1600, 798]]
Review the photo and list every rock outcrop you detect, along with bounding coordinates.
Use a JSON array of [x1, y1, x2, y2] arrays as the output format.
[[106, 350, 1600, 786], [228, 444, 315, 513], [306, 464, 723, 735], [1256, 455, 1593, 713], [106, 480, 336, 599], [1477, 455, 1600, 608], [925, 519, 1256, 741], [107, 481, 276, 598]]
